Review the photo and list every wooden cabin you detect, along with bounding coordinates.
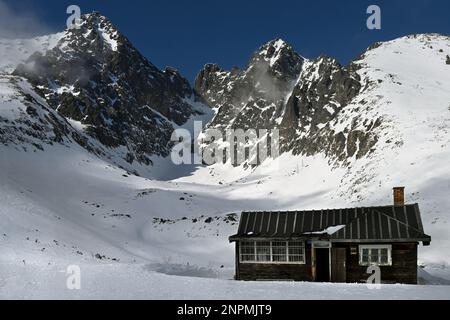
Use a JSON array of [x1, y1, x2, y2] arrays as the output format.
[[229, 187, 431, 284]]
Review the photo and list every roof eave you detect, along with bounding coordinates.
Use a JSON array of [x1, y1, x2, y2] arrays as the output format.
[[229, 235, 330, 242], [230, 236, 432, 244], [330, 237, 431, 244]]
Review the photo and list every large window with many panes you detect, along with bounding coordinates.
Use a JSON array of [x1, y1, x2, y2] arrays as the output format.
[[239, 241, 305, 264], [359, 244, 392, 266]]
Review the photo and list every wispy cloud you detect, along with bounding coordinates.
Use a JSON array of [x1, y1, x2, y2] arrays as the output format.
[[0, 0, 53, 39]]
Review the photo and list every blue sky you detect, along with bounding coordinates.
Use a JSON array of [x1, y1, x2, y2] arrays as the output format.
[[2, 0, 450, 82]]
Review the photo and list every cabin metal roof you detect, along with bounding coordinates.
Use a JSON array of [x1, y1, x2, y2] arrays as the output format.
[[228, 204, 431, 244]]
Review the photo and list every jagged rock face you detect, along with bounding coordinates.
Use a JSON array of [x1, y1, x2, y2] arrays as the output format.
[[194, 39, 376, 165], [281, 55, 366, 160], [0, 75, 103, 155], [195, 39, 304, 130], [283, 56, 360, 129], [13, 13, 199, 164]]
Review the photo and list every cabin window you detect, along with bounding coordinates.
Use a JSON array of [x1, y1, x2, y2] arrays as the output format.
[[239, 241, 305, 264], [272, 241, 287, 262], [240, 241, 256, 262], [288, 241, 304, 262], [359, 245, 392, 266], [256, 241, 271, 262]]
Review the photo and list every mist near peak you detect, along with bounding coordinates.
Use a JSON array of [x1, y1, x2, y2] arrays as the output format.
[[0, 0, 54, 39]]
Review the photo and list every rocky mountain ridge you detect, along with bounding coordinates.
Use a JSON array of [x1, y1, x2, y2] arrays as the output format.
[[8, 12, 206, 168], [194, 39, 383, 166]]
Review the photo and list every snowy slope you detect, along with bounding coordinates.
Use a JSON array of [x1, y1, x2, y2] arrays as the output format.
[[0, 144, 239, 267], [1, 33, 450, 299]]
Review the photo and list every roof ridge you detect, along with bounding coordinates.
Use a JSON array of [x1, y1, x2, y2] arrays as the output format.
[[241, 203, 419, 214]]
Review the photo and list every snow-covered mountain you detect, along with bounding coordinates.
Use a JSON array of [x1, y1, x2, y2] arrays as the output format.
[[1, 12, 450, 298], [3, 13, 211, 173], [195, 37, 410, 166]]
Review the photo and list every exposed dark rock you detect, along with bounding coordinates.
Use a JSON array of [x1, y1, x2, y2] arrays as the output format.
[[195, 39, 304, 131], [204, 217, 213, 223]]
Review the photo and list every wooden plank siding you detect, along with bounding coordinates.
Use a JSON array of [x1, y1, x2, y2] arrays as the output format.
[[332, 242, 418, 284]]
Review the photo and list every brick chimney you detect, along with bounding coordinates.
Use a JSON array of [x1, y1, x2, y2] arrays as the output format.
[[393, 187, 405, 206]]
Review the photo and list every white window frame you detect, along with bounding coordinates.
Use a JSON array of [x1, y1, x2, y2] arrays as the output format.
[[359, 244, 392, 266], [239, 241, 306, 264]]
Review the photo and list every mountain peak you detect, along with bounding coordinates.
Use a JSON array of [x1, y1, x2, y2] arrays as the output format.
[[81, 11, 113, 25], [62, 12, 122, 52], [252, 38, 295, 64], [265, 38, 290, 49], [248, 38, 304, 80]]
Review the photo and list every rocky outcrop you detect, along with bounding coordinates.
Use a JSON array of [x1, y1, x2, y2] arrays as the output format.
[[280, 55, 365, 160], [0, 75, 103, 156], [195, 39, 304, 131]]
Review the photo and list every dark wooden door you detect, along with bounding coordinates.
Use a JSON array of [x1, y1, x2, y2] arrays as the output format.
[[331, 248, 346, 282], [315, 248, 330, 282]]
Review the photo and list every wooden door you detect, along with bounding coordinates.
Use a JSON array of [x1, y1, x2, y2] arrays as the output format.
[[315, 248, 330, 282], [331, 248, 346, 282]]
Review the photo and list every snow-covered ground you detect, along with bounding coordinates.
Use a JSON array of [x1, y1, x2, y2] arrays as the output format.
[[1, 33, 450, 299], [1, 139, 449, 299], [2, 262, 450, 300]]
